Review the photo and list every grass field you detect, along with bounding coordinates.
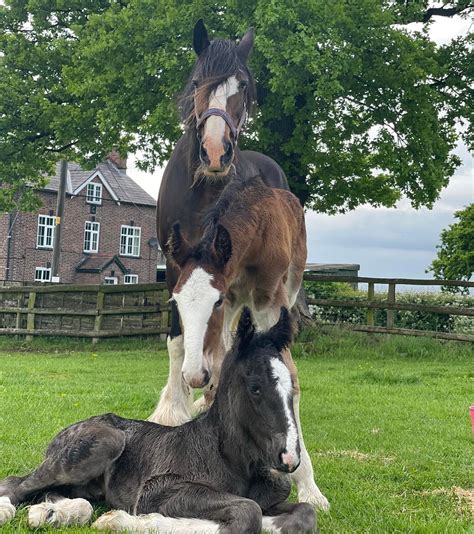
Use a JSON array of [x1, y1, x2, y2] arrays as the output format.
[[0, 329, 472, 533]]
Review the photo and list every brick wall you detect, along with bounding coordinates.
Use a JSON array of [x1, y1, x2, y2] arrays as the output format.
[[5, 181, 161, 284]]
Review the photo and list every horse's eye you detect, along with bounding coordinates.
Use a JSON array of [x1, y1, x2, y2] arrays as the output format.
[[239, 80, 248, 90], [192, 79, 199, 88], [214, 297, 224, 309], [250, 384, 260, 396]]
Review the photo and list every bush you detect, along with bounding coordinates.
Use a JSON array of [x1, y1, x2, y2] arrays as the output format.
[[304, 282, 474, 334]]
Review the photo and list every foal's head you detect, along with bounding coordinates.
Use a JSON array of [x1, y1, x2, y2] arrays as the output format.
[[180, 20, 256, 178], [168, 221, 232, 388], [220, 307, 300, 473]]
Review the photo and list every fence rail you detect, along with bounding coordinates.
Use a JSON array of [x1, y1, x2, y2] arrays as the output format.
[[305, 275, 473, 342], [0, 275, 472, 342]]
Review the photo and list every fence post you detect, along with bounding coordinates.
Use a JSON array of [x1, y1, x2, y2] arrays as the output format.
[[92, 290, 105, 345], [160, 288, 169, 341], [386, 282, 396, 328], [26, 290, 36, 342], [366, 282, 375, 326]]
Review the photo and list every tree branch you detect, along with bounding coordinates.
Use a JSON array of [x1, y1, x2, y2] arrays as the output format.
[[422, 4, 474, 22]]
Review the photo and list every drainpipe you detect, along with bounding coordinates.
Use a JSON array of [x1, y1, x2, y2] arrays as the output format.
[[5, 211, 15, 282]]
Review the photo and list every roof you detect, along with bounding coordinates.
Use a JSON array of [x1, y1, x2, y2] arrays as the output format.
[[76, 255, 129, 274], [43, 160, 156, 207]]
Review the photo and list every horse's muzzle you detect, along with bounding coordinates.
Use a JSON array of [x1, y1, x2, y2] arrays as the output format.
[[182, 369, 211, 389]]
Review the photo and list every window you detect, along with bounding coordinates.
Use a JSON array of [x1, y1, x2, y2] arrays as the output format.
[[86, 182, 102, 205], [104, 276, 118, 285], [35, 267, 51, 282], [37, 215, 56, 249], [84, 221, 100, 253], [124, 274, 138, 284], [120, 225, 141, 257]]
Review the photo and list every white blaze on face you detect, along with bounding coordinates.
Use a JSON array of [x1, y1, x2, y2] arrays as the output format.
[[203, 75, 239, 142], [270, 358, 299, 466], [173, 268, 220, 382]]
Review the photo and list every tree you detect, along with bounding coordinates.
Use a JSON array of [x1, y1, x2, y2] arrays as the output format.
[[0, 0, 472, 212], [428, 204, 474, 292]]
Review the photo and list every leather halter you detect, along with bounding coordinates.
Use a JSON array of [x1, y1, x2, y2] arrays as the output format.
[[195, 98, 247, 142]]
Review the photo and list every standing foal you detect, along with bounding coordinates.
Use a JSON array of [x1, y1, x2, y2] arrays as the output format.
[[159, 178, 329, 510], [0, 309, 316, 533]]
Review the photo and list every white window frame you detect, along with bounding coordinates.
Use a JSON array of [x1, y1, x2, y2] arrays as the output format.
[[104, 276, 118, 285], [36, 215, 56, 249], [83, 221, 100, 253], [124, 274, 139, 284], [35, 267, 51, 282], [120, 225, 141, 257], [86, 182, 102, 205]]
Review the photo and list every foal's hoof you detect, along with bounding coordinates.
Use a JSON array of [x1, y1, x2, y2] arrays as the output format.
[[297, 485, 330, 511], [93, 510, 138, 531], [0, 496, 16, 525], [28, 498, 93, 527]]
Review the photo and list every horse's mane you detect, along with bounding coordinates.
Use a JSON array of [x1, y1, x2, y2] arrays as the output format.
[[178, 38, 256, 130]]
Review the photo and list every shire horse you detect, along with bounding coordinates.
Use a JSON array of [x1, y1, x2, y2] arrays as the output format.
[[0, 309, 317, 534], [150, 21, 329, 510]]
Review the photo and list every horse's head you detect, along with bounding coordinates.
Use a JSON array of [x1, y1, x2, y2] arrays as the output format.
[[168, 222, 232, 388], [220, 307, 300, 473], [181, 20, 256, 178]]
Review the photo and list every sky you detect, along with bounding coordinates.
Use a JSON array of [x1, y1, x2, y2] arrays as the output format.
[[128, 15, 473, 281]]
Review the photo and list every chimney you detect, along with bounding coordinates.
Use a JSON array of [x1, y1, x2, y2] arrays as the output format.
[[107, 147, 127, 170]]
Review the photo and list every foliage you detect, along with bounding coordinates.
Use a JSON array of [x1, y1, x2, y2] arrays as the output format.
[[305, 281, 474, 333], [0, 0, 472, 212], [1, 332, 472, 532], [428, 204, 474, 293]]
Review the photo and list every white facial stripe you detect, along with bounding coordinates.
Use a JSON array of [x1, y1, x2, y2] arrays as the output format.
[[270, 358, 298, 459], [174, 268, 220, 377], [204, 75, 239, 140]]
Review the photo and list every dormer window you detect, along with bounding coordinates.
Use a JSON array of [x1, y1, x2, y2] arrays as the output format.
[[86, 182, 102, 205]]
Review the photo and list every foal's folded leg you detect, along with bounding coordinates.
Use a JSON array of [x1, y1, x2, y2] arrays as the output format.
[[28, 495, 93, 527], [0, 496, 16, 526], [262, 501, 317, 533]]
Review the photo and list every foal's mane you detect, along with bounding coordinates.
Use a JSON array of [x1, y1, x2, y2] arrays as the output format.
[[178, 38, 256, 130]]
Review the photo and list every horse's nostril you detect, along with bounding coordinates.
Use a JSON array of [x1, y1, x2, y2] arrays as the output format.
[[221, 141, 233, 166], [202, 369, 211, 386], [199, 143, 210, 165]]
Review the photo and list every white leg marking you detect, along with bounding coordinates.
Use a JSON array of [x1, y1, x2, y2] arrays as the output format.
[[149, 335, 193, 426], [291, 394, 330, 511], [28, 497, 93, 527], [93, 509, 220, 533], [270, 358, 299, 466], [174, 268, 220, 384], [0, 496, 16, 526], [261, 515, 282, 533]]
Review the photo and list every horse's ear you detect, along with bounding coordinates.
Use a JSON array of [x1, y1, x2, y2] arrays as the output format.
[[237, 27, 255, 61], [236, 307, 255, 352], [193, 19, 210, 56], [213, 224, 232, 268], [167, 223, 191, 267], [268, 307, 293, 351]]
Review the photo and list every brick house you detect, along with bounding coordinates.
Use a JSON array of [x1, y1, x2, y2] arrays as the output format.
[[0, 152, 165, 285]]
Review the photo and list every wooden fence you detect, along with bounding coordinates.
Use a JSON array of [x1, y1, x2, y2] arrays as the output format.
[[0, 276, 472, 342], [305, 275, 474, 342], [0, 283, 170, 343]]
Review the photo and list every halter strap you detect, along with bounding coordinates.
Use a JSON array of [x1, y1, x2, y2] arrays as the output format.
[[195, 101, 247, 141]]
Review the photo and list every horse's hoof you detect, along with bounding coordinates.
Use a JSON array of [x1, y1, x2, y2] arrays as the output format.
[[0, 496, 16, 525], [93, 510, 138, 531], [28, 498, 93, 527], [297, 486, 330, 511]]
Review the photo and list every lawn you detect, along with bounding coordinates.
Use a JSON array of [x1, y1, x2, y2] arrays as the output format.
[[0, 329, 472, 533]]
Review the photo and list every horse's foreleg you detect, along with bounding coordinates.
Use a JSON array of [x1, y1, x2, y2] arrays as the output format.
[[149, 334, 193, 426], [28, 495, 93, 528], [262, 502, 317, 533], [281, 349, 330, 511]]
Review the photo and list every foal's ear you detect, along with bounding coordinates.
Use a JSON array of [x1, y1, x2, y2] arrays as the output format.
[[167, 223, 192, 267], [236, 307, 255, 351], [237, 27, 255, 61], [268, 307, 293, 351], [193, 19, 210, 56], [213, 224, 232, 268]]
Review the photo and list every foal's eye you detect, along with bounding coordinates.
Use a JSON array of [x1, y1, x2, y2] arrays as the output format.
[[192, 79, 199, 88], [239, 80, 248, 90], [214, 297, 224, 309]]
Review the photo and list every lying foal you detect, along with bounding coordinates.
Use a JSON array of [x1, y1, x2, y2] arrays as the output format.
[[0, 308, 316, 533]]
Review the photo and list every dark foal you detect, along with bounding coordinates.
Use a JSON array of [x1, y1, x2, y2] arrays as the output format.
[[0, 309, 316, 533]]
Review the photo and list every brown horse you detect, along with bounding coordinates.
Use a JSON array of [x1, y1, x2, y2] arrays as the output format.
[[158, 178, 329, 510]]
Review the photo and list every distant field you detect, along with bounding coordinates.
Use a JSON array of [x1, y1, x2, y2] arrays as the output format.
[[0, 329, 472, 533]]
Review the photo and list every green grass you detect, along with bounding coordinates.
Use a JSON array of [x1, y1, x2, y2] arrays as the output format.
[[0, 329, 473, 533]]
